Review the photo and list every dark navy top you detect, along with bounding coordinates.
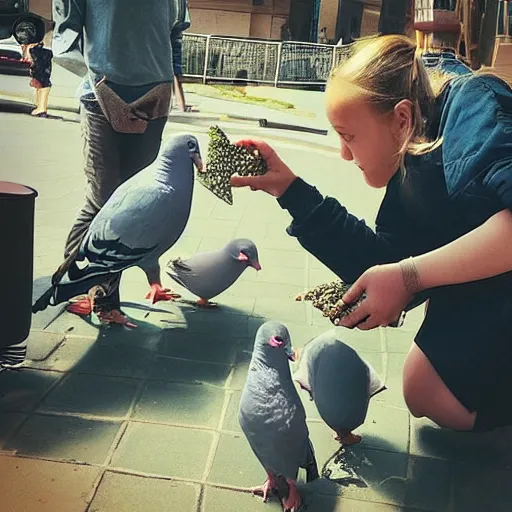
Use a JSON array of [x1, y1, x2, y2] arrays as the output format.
[[277, 74, 512, 287]]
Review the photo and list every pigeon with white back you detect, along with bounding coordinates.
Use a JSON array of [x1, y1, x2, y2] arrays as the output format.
[[32, 133, 203, 327], [239, 321, 318, 512], [294, 329, 386, 445]]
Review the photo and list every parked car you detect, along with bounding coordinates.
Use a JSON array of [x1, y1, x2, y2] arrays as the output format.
[[0, 36, 29, 75], [0, 0, 50, 45]]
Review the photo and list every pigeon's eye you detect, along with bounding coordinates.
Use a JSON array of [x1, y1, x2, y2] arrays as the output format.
[[187, 140, 196, 150], [268, 336, 284, 347]]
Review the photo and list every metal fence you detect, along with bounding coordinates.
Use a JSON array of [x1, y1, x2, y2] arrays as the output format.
[[497, 0, 511, 39], [181, 33, 353, 86]]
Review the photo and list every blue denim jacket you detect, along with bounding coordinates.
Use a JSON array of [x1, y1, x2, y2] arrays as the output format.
[[421, 49, 472, 78], [434, 74, 512, 229]]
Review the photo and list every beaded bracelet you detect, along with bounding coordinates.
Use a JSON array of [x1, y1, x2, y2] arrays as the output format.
[[399, 257, 423, 294]]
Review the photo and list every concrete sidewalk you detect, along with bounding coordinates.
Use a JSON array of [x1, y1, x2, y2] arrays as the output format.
[[1, 109, 511, 512]]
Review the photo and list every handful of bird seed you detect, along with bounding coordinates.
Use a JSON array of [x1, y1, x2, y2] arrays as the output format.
[[196, 125, 267, 205], [296, 280, 366, 324]]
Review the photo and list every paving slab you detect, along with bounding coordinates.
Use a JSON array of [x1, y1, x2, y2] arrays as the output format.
[[222, 390, 243, 433], [380, 353, 408, 409], [0, 369, 63, 412], [202, 486, 282, 511], [110, 422, 213, 479], [230, 280, 303, 301], [252, 296, 308, 323], [43, 312, 105, 339], [133, 380, 226, 428], [25, 331, 66, 361], [157, 331, 245, 365], [4, 415, 122, 464], [0, 412, 27, 449], [38, 373, 140, 417], [228, 350, 253, 391], [410, 416, 512, 468], [150, 356, 231, 386], [0, 456, 99, 512], [403, 456, 452, 512], [88, 471, 199, 512], [307, 421, 343, 468], [318, 444, 409, 506], [333, 326, 384, 353], [207, 432, 266, 487], [357, 403, 410, 455], [382, 328, 415, 354], [30, 335, 155, 379], [451, 463, 512, 512], [179, 309, 251, 337]]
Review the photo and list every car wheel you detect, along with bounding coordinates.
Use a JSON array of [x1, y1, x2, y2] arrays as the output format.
[[13, 19, 43, 45]]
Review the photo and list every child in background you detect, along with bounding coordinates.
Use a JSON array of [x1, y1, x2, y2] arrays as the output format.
[[22, 41, 53, 117]]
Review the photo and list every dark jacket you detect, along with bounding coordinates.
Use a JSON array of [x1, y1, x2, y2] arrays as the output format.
[[29, 43, 53, 86], [276, 74, 512, 291]]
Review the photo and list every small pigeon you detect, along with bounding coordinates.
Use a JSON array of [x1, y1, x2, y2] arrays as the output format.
[[239, 321, 319, 512], [32, 133, 203, 326], [165, 238, 261, 308], [294, 329, 386, 446]]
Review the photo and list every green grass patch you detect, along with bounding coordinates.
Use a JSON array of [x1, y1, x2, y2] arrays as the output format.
[[184, 83, 295, 111]]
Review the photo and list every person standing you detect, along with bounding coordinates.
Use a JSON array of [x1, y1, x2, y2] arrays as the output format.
[[51, 0, 181, 326], [22, 41, 53, 117], [171, 0, 195, 112]]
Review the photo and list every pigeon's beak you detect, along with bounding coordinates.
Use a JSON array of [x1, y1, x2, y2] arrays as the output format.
[[193, 153, 204, 172], [286, 346, 296, 362], [251, 261, 262, 271]]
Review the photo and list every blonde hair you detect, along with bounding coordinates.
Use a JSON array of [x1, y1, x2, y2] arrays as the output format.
[[329, 34, 444, 174]]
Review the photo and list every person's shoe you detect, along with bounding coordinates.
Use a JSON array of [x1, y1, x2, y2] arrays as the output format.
[[0, 344, 27, 371]]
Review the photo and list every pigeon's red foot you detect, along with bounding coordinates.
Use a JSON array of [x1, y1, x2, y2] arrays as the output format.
[[97, 309, 137, 329], [196, 298, 218, 309], [282, 479, 302, 512], [251, 474, 278, 502], [145, 283, 181, 304], [334, 431, 362, 446], [67, 296, 92, 316]]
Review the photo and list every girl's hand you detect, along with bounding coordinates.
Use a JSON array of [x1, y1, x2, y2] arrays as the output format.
[[337, 263, 413, 330], [230, 139, 297, 198]]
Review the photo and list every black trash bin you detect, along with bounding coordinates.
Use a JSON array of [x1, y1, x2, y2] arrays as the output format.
[[0, 181, 38, 349]]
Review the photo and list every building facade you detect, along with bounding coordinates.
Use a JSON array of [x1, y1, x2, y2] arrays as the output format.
[[189, 0, 382, 42], [24, 0, 382, 44], [188, 0, 290, 39]]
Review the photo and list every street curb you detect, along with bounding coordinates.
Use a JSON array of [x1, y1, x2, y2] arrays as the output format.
[[0, 95, 333, 148], [1, 95, 325, 133], [0, 94, 233, 122]]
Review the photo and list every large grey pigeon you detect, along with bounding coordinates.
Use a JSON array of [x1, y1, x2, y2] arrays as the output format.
[[32, 133, 203, 326], [294, 329, 385, 446], [239, 321, 318, 512], [165, 238, 261, 307]]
